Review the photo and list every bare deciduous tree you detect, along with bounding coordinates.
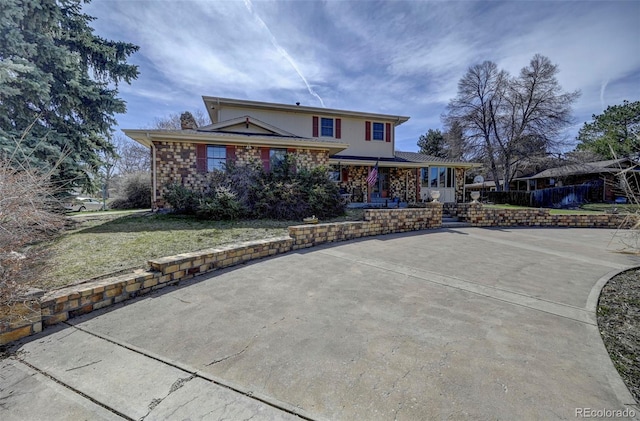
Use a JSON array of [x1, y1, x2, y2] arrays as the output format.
[[150, 109, 210, 130], [445, 55, 580, 190], [113, 134, 150, 174]]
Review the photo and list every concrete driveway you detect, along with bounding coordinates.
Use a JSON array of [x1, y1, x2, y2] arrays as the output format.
[[2, 227, 639, 420]]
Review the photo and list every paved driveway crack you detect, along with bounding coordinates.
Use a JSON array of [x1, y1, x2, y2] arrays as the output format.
[[65, 360, 102, 371], [206, 343, 251, 366], [139, 374, 195, 420]]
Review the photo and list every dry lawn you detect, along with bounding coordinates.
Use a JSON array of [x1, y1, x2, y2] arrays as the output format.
[[40, 210, 363, 289]]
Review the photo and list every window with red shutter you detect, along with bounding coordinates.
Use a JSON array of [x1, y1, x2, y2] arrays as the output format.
[[196, 144, 207, 173], [365, 121, 371, 141], [226, 145, 236, 163], [385, 123, 392, 143], [261, 148, 270, 171]]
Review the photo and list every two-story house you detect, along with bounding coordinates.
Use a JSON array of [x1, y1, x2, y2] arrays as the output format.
[[123, 96, 476, 209]]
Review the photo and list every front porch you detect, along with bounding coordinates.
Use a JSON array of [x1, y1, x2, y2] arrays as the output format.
[[334, 164, 466, 204]]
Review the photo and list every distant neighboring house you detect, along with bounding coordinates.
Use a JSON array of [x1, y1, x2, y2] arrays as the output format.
[[516, 158, 638, 202], [124, 96, 478, 209]]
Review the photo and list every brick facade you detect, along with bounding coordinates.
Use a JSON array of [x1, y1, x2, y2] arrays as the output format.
[[338, 166, 418, 203], [154, 141, 201, 208], [338, 166, 463, 203], [455, 168, 465, 202], [389, 168, 418, 202], [153, 141, 330, 208], [338, 166, 370, 202]]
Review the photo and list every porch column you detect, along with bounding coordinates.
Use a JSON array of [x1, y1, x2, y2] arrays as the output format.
[[367, 165, 372, 203], [416, 168, 420, 202]]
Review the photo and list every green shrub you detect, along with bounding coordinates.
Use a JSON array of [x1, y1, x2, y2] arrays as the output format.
[[196, 186, 244, 220], [164, 183, 201, 214], [300, 166, 344, 218], [165, 159, 346, 220], [110, 172, 151, 209]]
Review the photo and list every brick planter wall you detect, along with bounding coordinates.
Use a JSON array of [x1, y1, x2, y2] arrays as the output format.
[[288, 205, 443, 249], [0, 289, 44, 346], [453, 203, 633, 228]]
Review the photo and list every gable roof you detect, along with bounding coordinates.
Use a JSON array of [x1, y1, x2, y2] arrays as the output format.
[[122, 128, 349, 155], [203, 96, 411, 126], [198, 116, 299, 137], [523, 158, 636, 179]]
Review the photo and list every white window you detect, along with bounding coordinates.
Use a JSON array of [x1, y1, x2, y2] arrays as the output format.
[[270, 148, 287, 169], [207, 145, 226, 171], [372, 122, 384, 141], [321, 118, 334, 137], [421, 167, 455, 188]]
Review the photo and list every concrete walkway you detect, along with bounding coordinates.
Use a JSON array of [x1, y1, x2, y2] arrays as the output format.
[[2, 227, 639, 420]]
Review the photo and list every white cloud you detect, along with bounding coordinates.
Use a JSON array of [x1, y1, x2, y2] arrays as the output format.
[[84, 0, 640, 150]]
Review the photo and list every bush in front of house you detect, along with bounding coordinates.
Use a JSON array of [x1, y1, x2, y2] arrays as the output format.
[[164, 158, 345, 220], [110, 172, 152, 209], [298, 166, 344, 218], [163, 182, 202, 214], [196, 186, 245, 220]]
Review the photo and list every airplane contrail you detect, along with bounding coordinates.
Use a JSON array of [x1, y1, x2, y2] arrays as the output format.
[[600, 79, 609, 111], [244, 0, 326, 107]]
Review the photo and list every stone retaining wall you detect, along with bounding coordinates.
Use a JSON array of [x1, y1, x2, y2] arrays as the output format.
[[2, 205, 634, 345], [454, 203, 633, 228], [288, 205, 442, 249]]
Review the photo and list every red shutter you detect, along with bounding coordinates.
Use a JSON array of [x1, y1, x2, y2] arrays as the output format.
[[287, 148, 297, 172], [196, 144, 207, 173], [365, 121, 371, 141], [226, 145, 236, 163], [312, 116, 319, 137], [341, 168, 349, 182], [261, 147, 270, 171], [385, 123, 392, 143], [335, 118, 341, 139]]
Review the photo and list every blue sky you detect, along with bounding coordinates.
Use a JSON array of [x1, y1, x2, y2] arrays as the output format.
[[84, 0, 640, 153]]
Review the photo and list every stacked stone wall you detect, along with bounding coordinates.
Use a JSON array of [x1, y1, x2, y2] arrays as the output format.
[[339, 166, 370, 202], [452, 203, 633, 228], [154, 142, 202, 208], [288, 205, 442, 248], [234, 145, 261, 167], [455, 168, 465, 202], [340, 166, 420, 203], [389, 168, 418, 202], [294, 149, 329, 170]]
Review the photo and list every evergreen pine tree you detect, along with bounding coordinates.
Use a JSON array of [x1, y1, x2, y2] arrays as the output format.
[[0, 0, 139, 189]]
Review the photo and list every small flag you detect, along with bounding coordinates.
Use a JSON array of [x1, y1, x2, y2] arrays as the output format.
[[366, 161, 379, 186]]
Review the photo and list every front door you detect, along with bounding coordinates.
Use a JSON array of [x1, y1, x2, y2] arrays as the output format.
[[372, 167, 390, 198]]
